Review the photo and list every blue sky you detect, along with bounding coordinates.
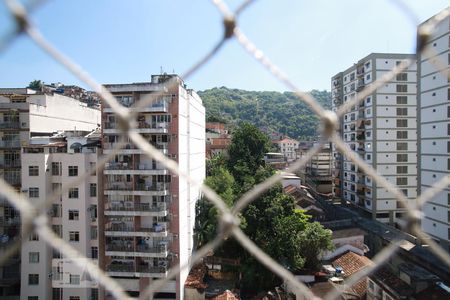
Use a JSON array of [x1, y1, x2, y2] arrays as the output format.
[[0, 0, 448, 92]]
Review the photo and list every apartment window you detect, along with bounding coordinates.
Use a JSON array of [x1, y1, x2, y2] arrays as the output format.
[[397, 142, 408, 150], [29, 252, 39, 263], [396, 73, 408, 81], [91, 289, 99, 300], [447, 88, 450, 100], [51, 162, 62, 176], [397, 107, 407, 116], [448, 106, 450, 118], [448, 158, 450, 170], [401, 189, 408, 196], [448, 124, 450, 135], [29, 232, 39, 241], [90, 226, 98, 240], [28, 166, 39, 176], [68, 166, 78, 176], [29, 187, 39, 198], [91, 247, 98, 259], [397, 154, 408, 162], [51, 204, 61, 218], [448, 141, 450, 153], [397, 177, 407, 185], [28, 274, 39, 285], [52, 225, 62, 238], [397, 119, 408, 127], [68, 210, 79, 220], [90, 183, 97, 197], [448, 194, 450, 206], [90, 205, 97, 220], [28, 297, 38, 300], [397, 131, 408, 139], [397, 166, 408, 174], [69, 297, 80, 300], [90, 162, 96, 176], [68, 188, 79, 199], [396, 96, 407, 104], [69, 275, 80, 285], [396, 84, 407, 92], [69, 231, 79, 242]]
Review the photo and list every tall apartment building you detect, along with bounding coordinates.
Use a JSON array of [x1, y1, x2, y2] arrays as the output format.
[[101, 74, 205, 300], [418, 11, 450, 251], [299, 142, 333, 194], [20, 131, 101, 300], [331, 53, 417, 226], [0, 89, 100, 298]]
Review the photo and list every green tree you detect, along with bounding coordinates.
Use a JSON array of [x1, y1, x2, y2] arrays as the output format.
[[27, 80, 43, 91], [227, 122, 271, 186], [297, 221, 333, 269]]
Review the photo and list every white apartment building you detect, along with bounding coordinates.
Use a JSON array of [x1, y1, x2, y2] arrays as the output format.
[[274, 137, 299, 162], [0, 89, 100, 298], [332, 53, 417, 226], [20, 131, 101, 300], [418, 11, 450, 251], [102, 74, 205, 300]]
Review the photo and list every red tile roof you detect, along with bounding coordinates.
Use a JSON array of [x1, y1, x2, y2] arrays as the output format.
[[332, 251, 374, 298], [185, 263, 207, 289], [211, 290, 239, 300]]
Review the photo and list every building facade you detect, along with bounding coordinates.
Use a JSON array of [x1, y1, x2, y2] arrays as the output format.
[[273, 137, 299, 162], [331, 53, 418, 226], [298, 142, 333, 194], [20, 131, 101, 300], [0, 89, 100, 299], [101, 74, 205, 300], [418, 12, 450, 251]]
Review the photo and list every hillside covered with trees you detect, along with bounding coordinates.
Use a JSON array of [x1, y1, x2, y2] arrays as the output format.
[[198, 87, 331, 139]]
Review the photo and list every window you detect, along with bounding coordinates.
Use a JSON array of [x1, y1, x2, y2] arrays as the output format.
[[396, 96, 407, 104], [69, 231, 79, 242], [68, 210, 79, 220], [448, 106, 450, 118], [29, 252, 39, 263], [448, 158, 450, 171], [91, 289, 99, 300], [397, 166, 408, 174], [397, 131, 408, 139], [68, 166, 78, 177], [28, 297, 38, 300], [448, 141, 450, 153], [90, 205, 97, 220], [396, 84, 407, 92], [448, 88, 450, 101], [91, 247, 98, 259], [29, 232, 39, 241], [90, 226, 98, 239], [68, 188, 79, 199], [69, 275, 80, 285], [397, 119, 408, 127], [397, 154, 408, 162], [448, 124, 450, 135], [397, 142, 408, 150], [28, 166, 39, 176], [51, 162, 61, 176], [396, 73, 408, 81], [29, 187, 39, 198], [401, 189, 408, 196], [397, 107, 408, 116], [69, 297, 80, 300], [90, 162, 96, 176], [52, 225, 62, 238], [28, 274, 39, 285], [397, 177, 407, 185], [90, 183, 97, 197]]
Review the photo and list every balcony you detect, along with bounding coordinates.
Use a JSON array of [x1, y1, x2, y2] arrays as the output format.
[[106, 263, 168, 278], [104, 162, 168, 175], [105, 202, 168, 217], [104, 98, 170, 113], [105, 243, 168, 258], [103, 122, 170, 134], [0, 161, 21, 168], [0, 122, 20, 129], [0, 140, 20, 148], [103, 142, 168, 155], [105, 223, 168, 237], [104, 182, 170, 196]]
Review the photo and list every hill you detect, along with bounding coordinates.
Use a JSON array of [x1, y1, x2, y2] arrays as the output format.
[[197, 87, 331, 139]]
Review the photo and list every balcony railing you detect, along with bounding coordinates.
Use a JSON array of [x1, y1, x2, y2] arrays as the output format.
[[105, 223, 167, 233], [0, 161, 21, 168], [105, 162, 166, 172], [0, 140, 20, 148], [105, 202, 167, 213], [107, 263, 167, 275], [0, 122, 20, 129], [105, 183, 170, 192], [106, 243, 168, 254]]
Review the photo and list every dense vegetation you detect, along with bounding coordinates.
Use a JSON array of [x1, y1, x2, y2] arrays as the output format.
[[198, 87, 331, 139], [195, 123, 333, 296]]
